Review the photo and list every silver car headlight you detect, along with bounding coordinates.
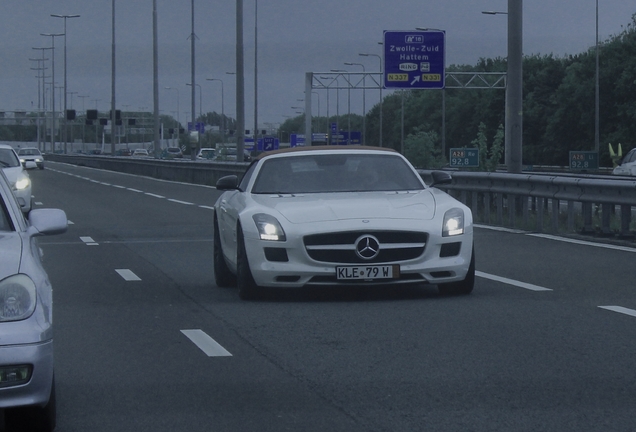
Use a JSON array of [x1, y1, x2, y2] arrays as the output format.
[[14, 175, 30, 191], [253, 214, 286, 241], [0, 274, 37, 322], [442, 208, 465, 237]]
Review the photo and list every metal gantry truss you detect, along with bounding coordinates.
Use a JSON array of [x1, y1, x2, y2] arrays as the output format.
[[304, 71, 506, 146]]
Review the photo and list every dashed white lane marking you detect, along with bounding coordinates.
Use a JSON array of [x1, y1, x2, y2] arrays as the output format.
[[145, 192, 165, 198], [127, 188, 143, 193], [181, 329, 232, 357], [598, 306, 636, 318], [168, 199, 194, 205], [199, 205, 215, 210], [80, 236, 98, 246], [35, 201, 43, 205], [476, 271, 552, 291], [115, 269, 141, 281]]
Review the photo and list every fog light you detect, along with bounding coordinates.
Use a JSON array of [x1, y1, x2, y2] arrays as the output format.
[[0, 365, 32, 388]]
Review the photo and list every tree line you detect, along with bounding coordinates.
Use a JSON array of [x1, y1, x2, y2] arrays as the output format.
[[281, 12, 636, 168]]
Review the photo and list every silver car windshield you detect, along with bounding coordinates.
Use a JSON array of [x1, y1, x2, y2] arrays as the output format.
[[251, 153, 425, 194]]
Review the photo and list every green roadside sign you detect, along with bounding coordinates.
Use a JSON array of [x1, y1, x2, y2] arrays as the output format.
[[569, 151, 598, 170], [449, 148, 479, 168]]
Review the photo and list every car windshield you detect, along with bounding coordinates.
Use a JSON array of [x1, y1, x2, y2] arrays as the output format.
[[251, 153, 425, 194], [18, 148, 41, 156], [0, 148, 21, 168]]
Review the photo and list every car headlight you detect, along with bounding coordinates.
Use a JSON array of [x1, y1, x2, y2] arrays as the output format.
[[253, 214, 286, 241], [14, 175, 30, 191], [442, 208, 465, 237], [0, 274, 37, 322]]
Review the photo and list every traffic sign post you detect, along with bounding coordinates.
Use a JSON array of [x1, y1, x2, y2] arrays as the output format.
[[383, 30, 445, 90]]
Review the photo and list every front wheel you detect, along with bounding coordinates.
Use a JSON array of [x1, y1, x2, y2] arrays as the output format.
[[438, 246, 475, 296], [213, 215, 236, 287], [237, 226, 260, 300]]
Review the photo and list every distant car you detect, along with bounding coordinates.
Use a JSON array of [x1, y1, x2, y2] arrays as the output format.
[[17, 147, 44, 170], [0, 144, 32, 214], [132, 149, 149, 157], [161, 147, 184, 159], [613, 148, 636, 176], [0, 168, 68, 432], [213, 146, 475, 300], [216, 147, 251, 162], [197, 148, 216, 160], [115, 148, 133, 157]]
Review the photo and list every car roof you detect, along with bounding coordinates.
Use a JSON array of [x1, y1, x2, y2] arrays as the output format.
[[253, 145, 397, 161]]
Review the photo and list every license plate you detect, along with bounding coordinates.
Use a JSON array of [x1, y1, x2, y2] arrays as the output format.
[[336, 265, 400, 280]]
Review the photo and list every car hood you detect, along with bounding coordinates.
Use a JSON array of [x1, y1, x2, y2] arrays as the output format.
[[0, 234, 22, 277], [252, 190, 437, 223], [2, 166, 23, 183]]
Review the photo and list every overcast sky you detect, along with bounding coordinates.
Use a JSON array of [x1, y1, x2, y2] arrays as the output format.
[[1, 0, 634, 128]]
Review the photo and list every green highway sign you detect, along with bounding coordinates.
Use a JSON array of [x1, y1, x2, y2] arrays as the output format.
[[569, 151, 598, 170], [449, 148, 479, 168]]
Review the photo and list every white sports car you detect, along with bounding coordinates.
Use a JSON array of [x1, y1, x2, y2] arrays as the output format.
[[213, 146, 474, 300]]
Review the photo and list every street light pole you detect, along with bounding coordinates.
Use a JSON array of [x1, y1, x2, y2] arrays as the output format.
[[207, 78, 225, 143], [51, 14, 80, 154], [595, 0, 599, 153], [40, 33, 64, 153], [345, 62, 365, 144], [165, 87, 180, 146], [482, 2, 523, 173], [359, 52, 382, 147]]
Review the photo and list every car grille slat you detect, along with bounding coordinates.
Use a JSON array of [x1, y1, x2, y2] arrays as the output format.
[[304, 230, 427, 264]]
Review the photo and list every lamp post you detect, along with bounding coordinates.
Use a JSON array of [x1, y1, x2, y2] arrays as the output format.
[[332, 69, 351, 144], [319, 76, 333, 143], [40, 33, 64, 153], [594, 0, 599, 153], [359, 52, 382, 147], [345, 62, 365, 144], [482, 1, 523, 173], [78, 94, 89, 152], [254, 0, 259, 146], [207, 78, 225, 143], [186, 82, 202, 120], [165, 87, 180, 146], [29, 54, 49, 151], [51, 14, 80, 153]]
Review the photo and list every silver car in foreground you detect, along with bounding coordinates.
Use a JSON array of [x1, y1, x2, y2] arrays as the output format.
[[0, 169, 67, 431], [214, 146, 474, 300]]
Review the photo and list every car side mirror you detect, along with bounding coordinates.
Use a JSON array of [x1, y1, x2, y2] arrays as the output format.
[[429, 171, 452, 188], [216, 175, 239, 191]]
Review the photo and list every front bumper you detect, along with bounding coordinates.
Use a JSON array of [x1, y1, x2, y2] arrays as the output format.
[[0, 340, 54, 409], [243, 224, 474, 288]]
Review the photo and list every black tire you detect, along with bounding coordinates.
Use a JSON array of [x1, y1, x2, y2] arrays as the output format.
[[237, 225, 259, 300], [438, 246, 475, 296], [213, 215, 236, 287], [6, 376, 56, 432]]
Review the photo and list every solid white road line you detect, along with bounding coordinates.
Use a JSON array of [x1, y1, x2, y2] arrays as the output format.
[[80, 236, 98, 246], [181, 329, 233, 357], [476, 271, 553, 291], [115, 269, 141, 281], [598, 306, 636, 318]]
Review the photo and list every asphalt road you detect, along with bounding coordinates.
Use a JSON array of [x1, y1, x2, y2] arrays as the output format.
[[6, 161, 636, 431]]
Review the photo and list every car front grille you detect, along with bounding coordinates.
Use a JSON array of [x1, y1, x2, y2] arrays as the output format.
[[304, 230, 427, 264]]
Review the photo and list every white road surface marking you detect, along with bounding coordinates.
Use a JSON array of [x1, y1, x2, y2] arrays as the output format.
[[181, 329, 232, 357], [598, 306, 636, 318], [115, 269, 141, 281], [476, 271, 553, 291], [168, 199, 194, 205], [145, 193, 165, 198], [80, 236, 98, 246]]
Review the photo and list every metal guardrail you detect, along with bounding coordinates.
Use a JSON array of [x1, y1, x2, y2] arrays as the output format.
[[47, 154, 636, 242], [420, 170, 636, 240]]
